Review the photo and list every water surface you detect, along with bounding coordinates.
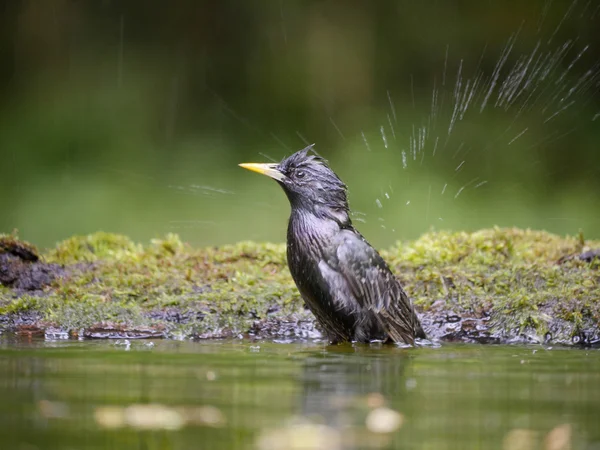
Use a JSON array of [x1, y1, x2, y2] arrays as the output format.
[[0, 337, 598, 449]]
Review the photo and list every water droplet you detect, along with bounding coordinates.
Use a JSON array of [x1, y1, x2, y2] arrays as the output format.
[[361, 131, 371, 152], [376, 199, 383, 208], [380, 126, 388, 149]]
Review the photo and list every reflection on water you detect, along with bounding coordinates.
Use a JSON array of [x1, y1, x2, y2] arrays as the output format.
[[0, 337, 599, 449]]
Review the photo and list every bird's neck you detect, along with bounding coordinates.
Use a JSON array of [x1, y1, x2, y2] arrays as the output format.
[[287, 207, 351, 254]]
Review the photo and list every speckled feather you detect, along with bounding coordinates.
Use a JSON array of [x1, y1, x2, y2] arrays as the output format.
[[265, 145, 424, 344]]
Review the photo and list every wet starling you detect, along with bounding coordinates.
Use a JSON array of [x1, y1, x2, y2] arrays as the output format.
[[239, 145, 425, 345]]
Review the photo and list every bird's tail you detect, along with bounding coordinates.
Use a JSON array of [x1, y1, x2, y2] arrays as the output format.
[[378, 287, 425, 345], [415, 320, 427, 340]]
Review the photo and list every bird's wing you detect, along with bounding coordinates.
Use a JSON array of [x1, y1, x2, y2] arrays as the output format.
[[318, 229, 423, 344]]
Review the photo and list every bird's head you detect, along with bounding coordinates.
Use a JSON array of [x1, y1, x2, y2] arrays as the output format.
[[239, 145, 350, 223]]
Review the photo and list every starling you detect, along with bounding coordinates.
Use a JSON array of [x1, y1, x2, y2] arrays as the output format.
[[239, 145, 425, 345]]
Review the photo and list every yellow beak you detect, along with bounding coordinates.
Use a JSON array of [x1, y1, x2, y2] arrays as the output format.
[[238, 162, 285, 182]]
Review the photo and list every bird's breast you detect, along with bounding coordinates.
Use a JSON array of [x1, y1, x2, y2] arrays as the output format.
[[287, 213, 337, 260], [286, 213, 339, 287]]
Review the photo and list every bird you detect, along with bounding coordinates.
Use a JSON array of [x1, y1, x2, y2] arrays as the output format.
[[239, 145, 425, 345]]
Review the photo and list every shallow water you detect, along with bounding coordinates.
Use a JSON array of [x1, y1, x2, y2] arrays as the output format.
[[0, 336, 598, 450]]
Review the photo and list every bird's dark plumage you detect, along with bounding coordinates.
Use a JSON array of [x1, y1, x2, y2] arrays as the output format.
[[240, 145, 425, 345]]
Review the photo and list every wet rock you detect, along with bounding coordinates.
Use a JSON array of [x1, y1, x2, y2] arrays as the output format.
[[192, 328, 236, 340], [250, 315, 323, 340], [0, 311, 43, 329], [266, 304, 281, 315], [44, 327, 70, 340], [422, 312, 503, 344], [16, 324, 45, 337], [0, 237, 39, 262], [558, 248, 600, 264], [83, 323, 165, 339], [0, 240, 64, 291], [146, 308, 207, 324], [578, 249, 600, 263]]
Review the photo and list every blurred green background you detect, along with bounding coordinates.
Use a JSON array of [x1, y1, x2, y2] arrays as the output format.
[[1, 0, 599, 250]]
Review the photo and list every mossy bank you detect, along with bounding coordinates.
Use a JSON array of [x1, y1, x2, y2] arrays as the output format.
[[1, 228, 599, 346]]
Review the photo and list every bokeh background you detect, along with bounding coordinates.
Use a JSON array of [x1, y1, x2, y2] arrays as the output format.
[[1, 0, 599, 250]]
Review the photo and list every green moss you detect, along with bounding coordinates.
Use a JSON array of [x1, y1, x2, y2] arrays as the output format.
[[1, 228, 599, 343], [46, 232, 142, 264], [0, 294, 40, 315], [384, 228, 600, 339]]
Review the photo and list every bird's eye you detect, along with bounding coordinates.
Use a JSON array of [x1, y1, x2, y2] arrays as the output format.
[[295, 170, 306, 179]]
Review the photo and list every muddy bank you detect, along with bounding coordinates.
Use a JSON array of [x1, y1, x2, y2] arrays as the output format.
[[1, 229, 599, 346]]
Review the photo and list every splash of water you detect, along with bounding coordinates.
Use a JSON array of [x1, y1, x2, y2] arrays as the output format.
[[380, 126, 388, 149], [361, 131, 372, 152]]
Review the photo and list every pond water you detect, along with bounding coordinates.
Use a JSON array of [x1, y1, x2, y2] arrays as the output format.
[[0, 337, 598, 450]]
